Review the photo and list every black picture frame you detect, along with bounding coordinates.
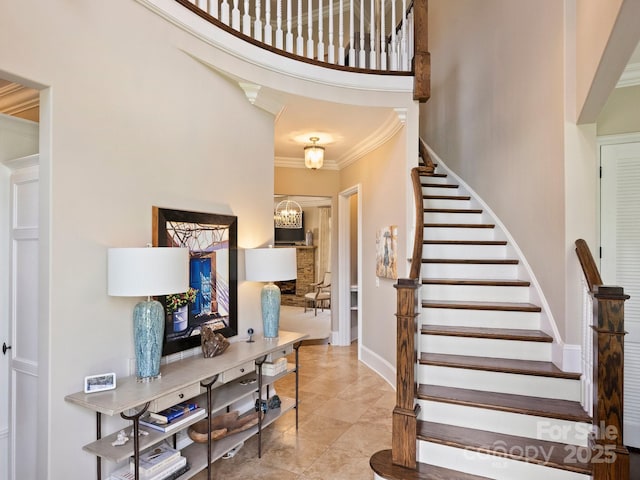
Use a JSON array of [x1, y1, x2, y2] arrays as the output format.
[[153, 206, 238, 356]]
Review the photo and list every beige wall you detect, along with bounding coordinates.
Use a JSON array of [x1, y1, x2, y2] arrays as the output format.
[[422, 0, 567, 336], [340, 128, 407, 367], [597, 85, 640, 136], [1, 1, 275, 478]]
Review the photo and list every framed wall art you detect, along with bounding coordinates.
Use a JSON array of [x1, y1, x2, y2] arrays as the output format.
[[376, 225, 398, 280], [153, 206, 238, 356]]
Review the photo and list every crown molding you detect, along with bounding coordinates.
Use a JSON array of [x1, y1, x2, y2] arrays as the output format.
[[617, 62, 640, 88], [0, 83, 39, 116]]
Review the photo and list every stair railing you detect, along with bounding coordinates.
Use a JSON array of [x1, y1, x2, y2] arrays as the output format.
[[389, 139, 434, 469], [176, 0, 416, 71], [575, 238, 630, 480]]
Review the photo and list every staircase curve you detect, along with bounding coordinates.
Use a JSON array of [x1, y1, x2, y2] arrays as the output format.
[[371, 141, 629, 480]]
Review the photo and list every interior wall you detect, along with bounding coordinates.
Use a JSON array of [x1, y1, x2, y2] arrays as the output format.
[[340, 128, 407, 369], [422, 0, 568, 336], [1, 1, 275, 478]]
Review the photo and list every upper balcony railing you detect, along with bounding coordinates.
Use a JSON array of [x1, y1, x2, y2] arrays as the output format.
[[175, 0, 430, 100]]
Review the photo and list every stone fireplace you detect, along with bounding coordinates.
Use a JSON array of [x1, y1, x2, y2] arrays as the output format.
[[277, 246, 316, 307]]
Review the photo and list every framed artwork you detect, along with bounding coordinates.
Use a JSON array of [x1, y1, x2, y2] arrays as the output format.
[[153, 207, 238, 356], [376, 225, 398, 280]]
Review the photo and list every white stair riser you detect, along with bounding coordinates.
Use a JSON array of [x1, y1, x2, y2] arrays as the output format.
[[423, 243, 507, 259], [425, 227, 496, 241], [422, 263, 518, 278], [421, 307, 541, 329], [419, 365, 581, 402], [422, 283, 530, 303], [417, 440, 591, 480], [420, 335, 551, 362], [422, 176, 451, 185], [424, 198, 471, 209], [417, 400, 590, 447], [422, 186, 462, 196], [424, 212, 487, 224]]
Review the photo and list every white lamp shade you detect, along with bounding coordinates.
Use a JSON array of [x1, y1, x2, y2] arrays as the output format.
[[245, 247, 297, 282], [108, 247, 189, 297]]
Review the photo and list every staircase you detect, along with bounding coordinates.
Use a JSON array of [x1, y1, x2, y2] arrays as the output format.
[[371, 152, 595, 479]]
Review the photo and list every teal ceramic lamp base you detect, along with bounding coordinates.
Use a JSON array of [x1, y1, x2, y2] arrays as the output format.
[[261, 282, 281, 339], [133, 299, 165, 382]]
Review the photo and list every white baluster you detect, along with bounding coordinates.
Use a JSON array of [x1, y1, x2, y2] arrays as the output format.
[[286, 0, 294, 52], [264, 0, 272, 45], [380, 0, 386, 70], [232, 0, 240, 30], [197, 0, 206, 10], [400, 0, 408, 70], [317, 0, 325, 61], [242, 0, 251, 36], [297, 0, 304, 55], [254, 0, 263, 41], [209, 0, 219, 19], [221, 0, 230, 25], [348, 0, 355, 66], [276, 0, 284, 48], [338, 0, 345, 65], [390, 0, 397, 70], [328, 0, 335, 63], [358, 0, 365, 67], [307, 0, 314, 58], [407, 9, 413, 65], [369, 0, 376, 69]]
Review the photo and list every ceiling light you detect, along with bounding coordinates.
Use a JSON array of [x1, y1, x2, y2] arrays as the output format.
[[304, 137, 324, 170], [274, 199, 303, 229]]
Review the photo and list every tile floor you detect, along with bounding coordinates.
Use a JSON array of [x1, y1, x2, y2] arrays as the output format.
[[193, 341, 395, 480]]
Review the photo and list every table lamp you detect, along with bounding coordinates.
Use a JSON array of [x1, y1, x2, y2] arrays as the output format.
[[108, 246, 189, 382], [245, 247, 297, 338]]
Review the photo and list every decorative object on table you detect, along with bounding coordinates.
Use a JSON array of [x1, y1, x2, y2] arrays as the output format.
[[130, 444, 180, 477], [259, 357, 288, 376], [149, 401, 199, 424], [305, 229, 313, 246], [113, 452, 188, 480], [201, 324, 230, 358], [83, 372, 116, 393], [255, 395, 281, 414], [166, 287, 197, 333], [268, 394, 281, 409], [153, 207, 238, 356], [111, 430, 129, 447], [108, 246, 189, 382], [187, 410, 261, 443], [245, 246, 297, 338], [246, 327, 255, 343], [375, 225, 398, 280], [304, 136, 325, 170]]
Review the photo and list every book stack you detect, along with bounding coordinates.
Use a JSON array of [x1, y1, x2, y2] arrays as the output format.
[[258, 357, 288, 376], [109, 444, 189, 480], [139, 402, 206, 433]]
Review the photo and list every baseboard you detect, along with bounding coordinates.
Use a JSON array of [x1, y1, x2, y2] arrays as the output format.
[[359, 344, 396, 389]]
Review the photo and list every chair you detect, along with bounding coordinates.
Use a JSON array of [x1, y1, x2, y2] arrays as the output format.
[[304, 272, 331, 316]]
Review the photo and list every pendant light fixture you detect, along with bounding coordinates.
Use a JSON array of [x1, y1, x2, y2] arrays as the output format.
[[304, 137, 324, 170]]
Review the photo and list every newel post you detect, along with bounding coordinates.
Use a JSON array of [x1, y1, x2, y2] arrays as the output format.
[[392, 278, 421, 469], [592, 285, 630, 480]]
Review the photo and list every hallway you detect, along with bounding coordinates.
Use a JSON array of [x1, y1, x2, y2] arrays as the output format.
[[194, 342, 394, 479]]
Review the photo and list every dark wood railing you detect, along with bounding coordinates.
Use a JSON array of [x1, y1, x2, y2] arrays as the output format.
[[575, 239, 630, 480]]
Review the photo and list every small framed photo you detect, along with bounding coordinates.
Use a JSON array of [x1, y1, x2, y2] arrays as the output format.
[[84, 372, 117, 394]]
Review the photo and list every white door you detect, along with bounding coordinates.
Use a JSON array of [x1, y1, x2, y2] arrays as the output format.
[[600, 139, 640, 448]]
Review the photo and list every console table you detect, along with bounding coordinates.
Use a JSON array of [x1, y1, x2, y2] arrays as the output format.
[[65, 330, 308, 480]]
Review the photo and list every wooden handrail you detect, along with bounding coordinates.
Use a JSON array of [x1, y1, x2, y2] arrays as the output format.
[[409, 167, 424, 280], [575, 239, 629, 480], [575, 238, 603, 292]]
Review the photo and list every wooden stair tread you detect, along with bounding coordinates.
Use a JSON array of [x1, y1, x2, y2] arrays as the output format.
[[422, 182, 459, 188], [417, 421, 591, 474], [417, 385, 591, 423], [423, 240, 507, 245], [422, 300, 541, 312], [424, 223, 495, 228], [420, 353, 581, 379], [424, 208, 483, 214], [422, 258, 518, 265], [422, 278, 530, 286], [370, 449, 493, 480], [423, 194, 471, 201], [421, 325, 553, 342]]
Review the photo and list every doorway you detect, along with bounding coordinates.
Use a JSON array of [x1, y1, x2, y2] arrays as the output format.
[[599, 134, 640, 448]]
